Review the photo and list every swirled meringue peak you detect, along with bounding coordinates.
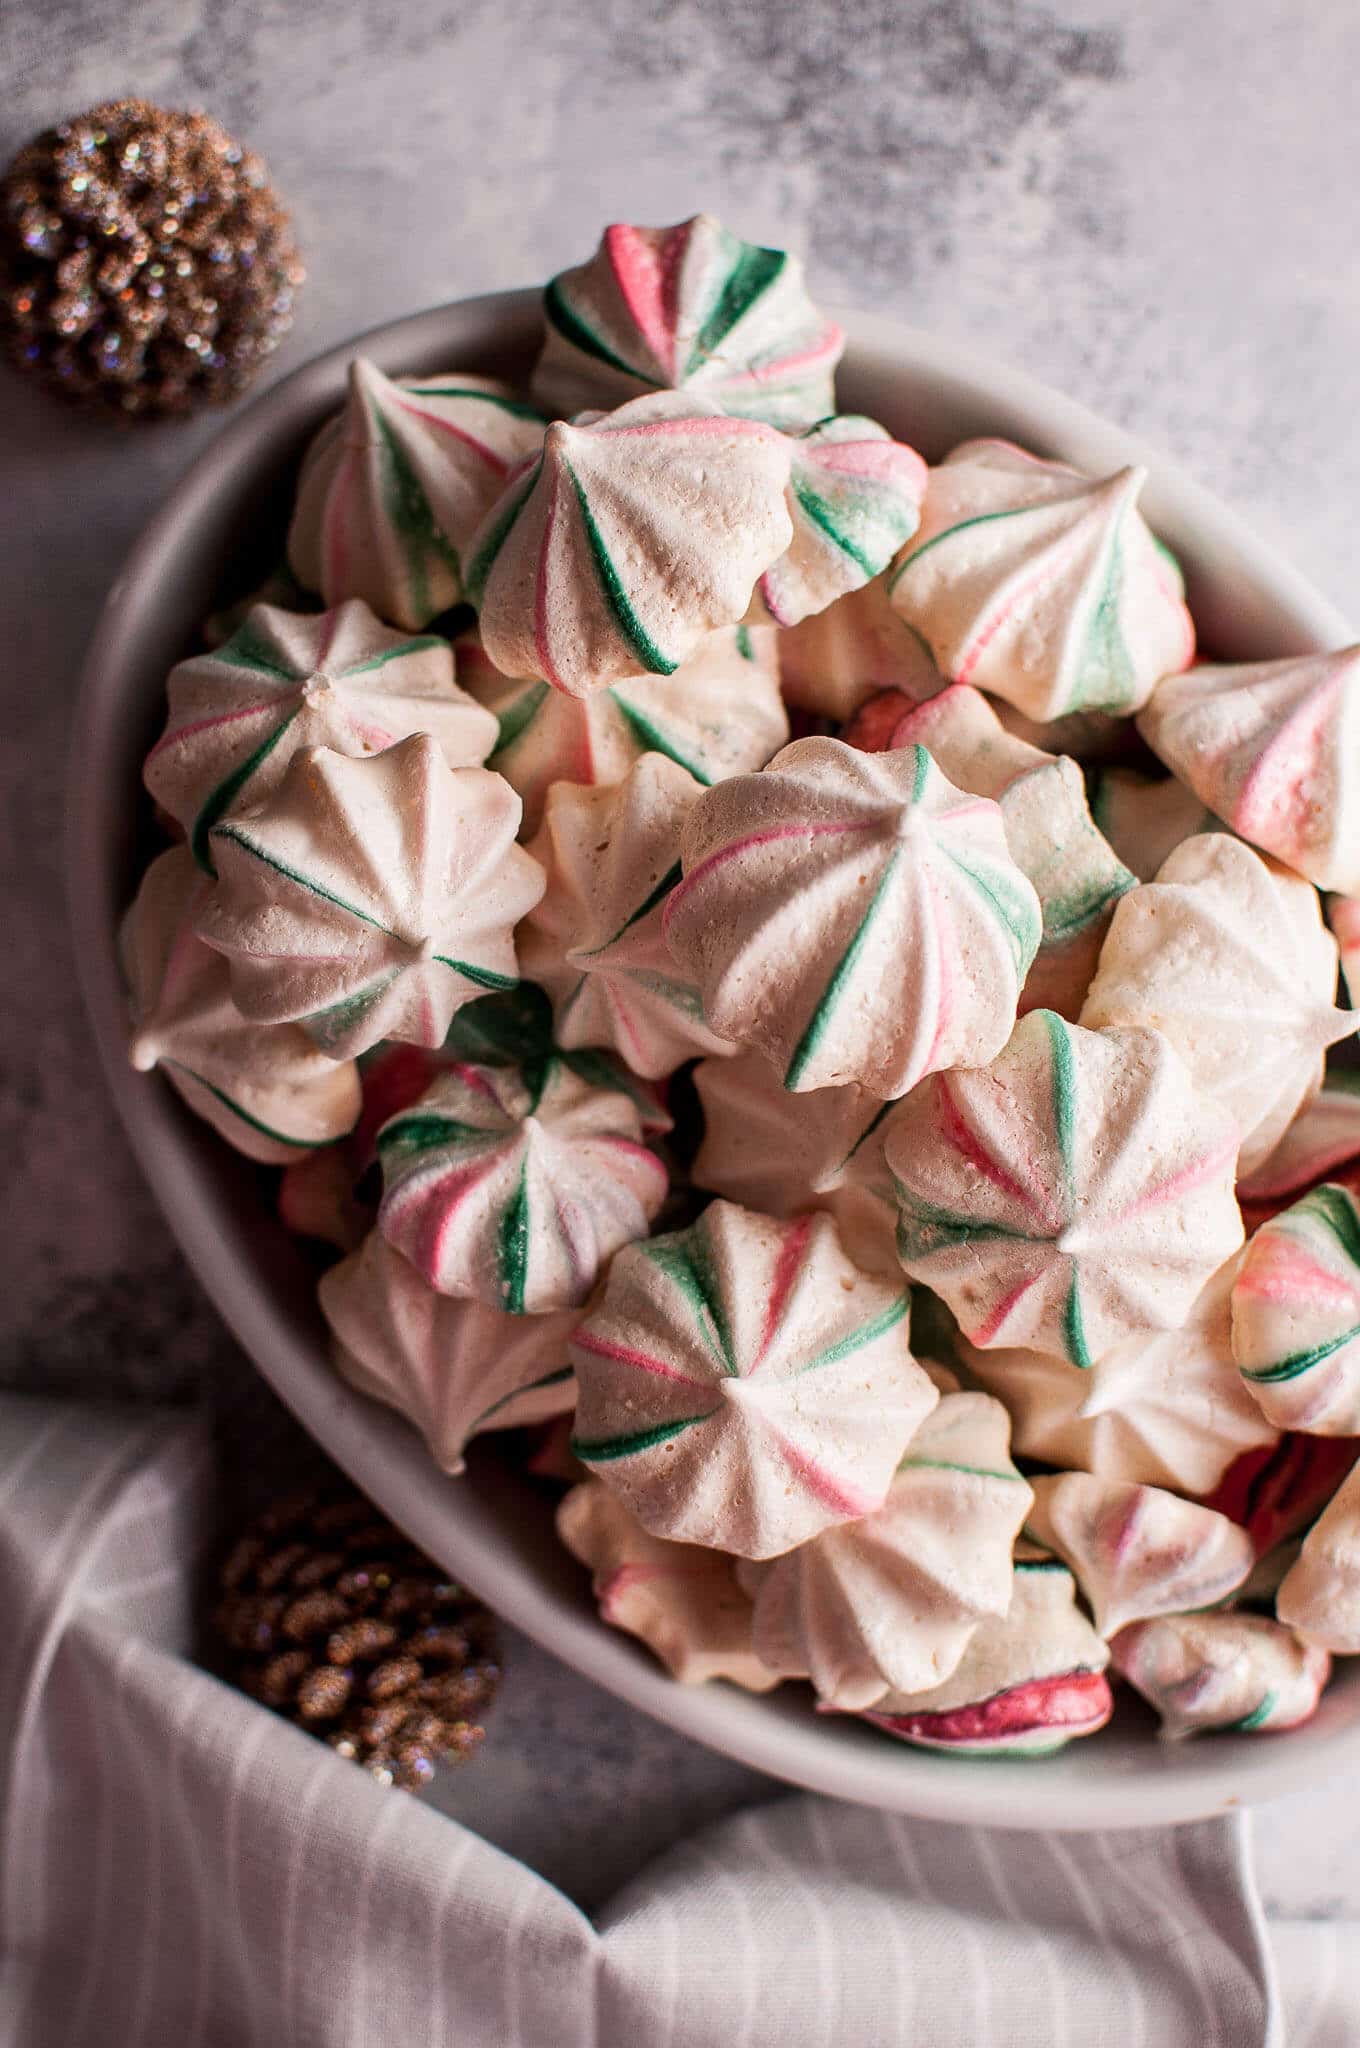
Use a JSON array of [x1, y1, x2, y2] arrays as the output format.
[[777, 574, 943, 719], [195, 734, 544, 1060], [1087, 766, 1218, 883], [1110, 1612, 1330, 1740], [1024, 1473, 1254, 1638], [319, 1230, 576, 1475], [740, 1387, 1031, 1708], [1137, 648, 1360, 895], [959, 1258, 1279, 1494], [144, 601, 496, 871], [375, 1055, 666, 1314], [557, 1479, 779, 1691], [287, 359, 546, 629], [568, 1201, 936, 1559], [886, 438, 1195, 720], [864, 1555, 1113, 1756], [520, 753, 733, 1079], [886, 1010, 1243, 1364], [664, 736, 1042, 1098], [465, 390, 793, 697], [455, 622, 787, 836], [123, 846, 360, 1164], [1277, 1460, 1360, 1651], [1080, 834, 1355, 1176], [532, 214, 844, 428], [1231, 1183, 1360, 1435], [748, 416, 927, 629]]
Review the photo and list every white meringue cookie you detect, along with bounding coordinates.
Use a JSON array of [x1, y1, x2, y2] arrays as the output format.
[[568, 1201, 937, 1560], [1087, 767, 1219, 884], [1110, 1611, 1330, 1739], [1025, 1473, 1254, 1637], [664, 736, 1042, 1098], [748, 415, 927, 629], [887, 438, 1195, 721], [319, 1230, 577, 1473], [196, 735, 544, 1061], [1277, 1459, 1360, 1651], [122, 847, 360, 1164], [777, 574, 943, 719], [1231, 1182, 1360, 1435]]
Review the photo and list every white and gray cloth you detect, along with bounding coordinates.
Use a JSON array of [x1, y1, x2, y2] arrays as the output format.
[[0, 1393, 1352, 2048]]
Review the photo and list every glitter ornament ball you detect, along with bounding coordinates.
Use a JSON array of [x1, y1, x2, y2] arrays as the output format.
[[0, 99, 303, 417]]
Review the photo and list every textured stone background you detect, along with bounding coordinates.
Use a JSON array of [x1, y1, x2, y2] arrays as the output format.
[[4, 0, 1358, 1914]]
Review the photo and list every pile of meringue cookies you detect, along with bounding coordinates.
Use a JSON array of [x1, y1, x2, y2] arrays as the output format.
[[125, 213, 1360, 1760]]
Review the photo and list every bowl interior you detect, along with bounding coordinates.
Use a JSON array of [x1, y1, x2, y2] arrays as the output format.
[[68, 289, 1360, 1830]]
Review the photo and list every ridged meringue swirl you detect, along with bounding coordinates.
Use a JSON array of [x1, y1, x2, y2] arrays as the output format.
[[288, 358, 546, 629], [122, 846, 360, 1163], [664, 736, 1042, 1099], [195, 734, 544, 1061], [568, 1201, 937, 1560], [886, 1010, 1243, 1365], [748, 416, 927, 630], [1024, 1473, 1254, 1638], [1137, 647, 1360, 895], [466, 390, 793, 697], [144, 600, 496, 872], [1110, 1612, 1330, 1739], [1231, 1183, 1360, 1434], [375, 1056, 666, 1314], [1277, 1460, 1360, 1652], [887, 438, 1195, 720], [532, 213, 844, 429]]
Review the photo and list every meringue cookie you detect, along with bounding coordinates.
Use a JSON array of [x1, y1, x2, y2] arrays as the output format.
[[887, 438, 1195, 720], [1231, 1183, 1360, 1435], [196, 735, 544, 1061], [568, 1201, 936, 1559], [887, 1010, 1243, 1364], [1236, 1074, 1360, 1211], [532, 214, 844, 429], [1110, 1612, 1330, 1739], [748, 416, 927, 629], [1202, 1432, 1360, 1562], [144, 600, 497, 871], [958, 1260, 1279, 1494], [1080, 834, 1355, 1176], [741, 1388, 1031, 1708], [1025, 1474, 1254, 1637], [433, 982, 674, 1138], [664, 736, 1042, 1098], [518, 753, 732, 1078], [122, 847, 360, 1163], [864, 1557, 1113, 1756], [777, 575, 943, 719], [1277, 1460, 1360, 1651], [287, 359, 546, 629], [466, 390, 793, 697], [1087, 767, 1219, 883], [319, 1230, 577, 1473], [1137, 649, 1360, 896], [375, 1056, 666, 1313], [456, 622, 788, 835], [557, 1480, 779, 1690]]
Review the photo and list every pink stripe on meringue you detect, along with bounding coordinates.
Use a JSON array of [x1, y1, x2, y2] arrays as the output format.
[[936, 1072, 1053, 1225], [1232, 665, 1346, 848], [716, 323, 845, 390], [954, 525, 1086, 686], [758, 1418, 879, 1519], [1108, 1138, 1239, 1225], [663, 819, 875, 929], [570, 1329, 713, 1393], [598, 415, 782, 445], [604, 222, 678, 382], [804, 441, 927, 489], [392, 393, 510, 474], [144, 700, 277, 759], [1234, 1253, 1360, 1312], [751, 1215, 814, 1372], [969, 1265, 1049, 1347]]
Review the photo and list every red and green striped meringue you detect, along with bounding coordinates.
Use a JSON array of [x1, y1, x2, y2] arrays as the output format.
[[319, 1229, 577, 1476], [1086, 765, 1218, 883], [887, 1010, 1243, 1364], [888, 438, 1195, 721], [568, 1200, 936, 1560], [557, 1480, 779, 1691], [375, 1056, 666, 1314], [740, 1384, 1032, 1709], [1081, 834, 1356, 1177], [1277, 1459, 1360, 1652], [1231, 1183, 1360, 1435], [865, 1555, 1112, 1757], [1110, 1611, 1330, 1739], [122, 846, 361, 1164], [778, 573, 943, 720], [520, 752, 735, 1080], [454, 621, 788, 836], [287, 358, 546, 630], [1025, 1473, 1254, 1638], [1137, 648, 1360, 896], [846, 681, 1136, 1019], [464, 390, 793, 698], [959, 1258, 1279, 1495], [532, 213, 844, 430], [747, 416, 927, 630], [196, 735, 544, 1061], [664, 736, 1042, 1100], [143, 600, 496, 873]]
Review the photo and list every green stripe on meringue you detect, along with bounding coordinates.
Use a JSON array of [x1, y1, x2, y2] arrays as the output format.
[[191, 711, 299, 875], [791, 479, 879, 577], [491, 681, 551, 757], [161, 1059, 329, 1149], [544, 277, 652, 383], [571, 1413, 711, 1461], [214, 620, 295, 678], [609, 692, 712, 783], [463, 460, 541, 606], [688, 243, 786, 373], [566, 458, 679, 676], [784, 847, 902, 1090], [498, 1160, 531, 1314]]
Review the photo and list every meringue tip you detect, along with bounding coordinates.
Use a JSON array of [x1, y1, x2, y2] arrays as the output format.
[[128, 1031, 160, 1073]]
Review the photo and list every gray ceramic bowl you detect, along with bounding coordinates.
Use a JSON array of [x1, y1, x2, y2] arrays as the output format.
[[68, 288, 1360, 1828]]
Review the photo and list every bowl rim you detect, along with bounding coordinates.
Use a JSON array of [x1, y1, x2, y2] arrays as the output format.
[[67, 285, 1360, 1831]]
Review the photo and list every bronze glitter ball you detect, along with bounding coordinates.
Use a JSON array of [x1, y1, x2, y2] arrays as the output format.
[[0, 98, 304, 417]]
